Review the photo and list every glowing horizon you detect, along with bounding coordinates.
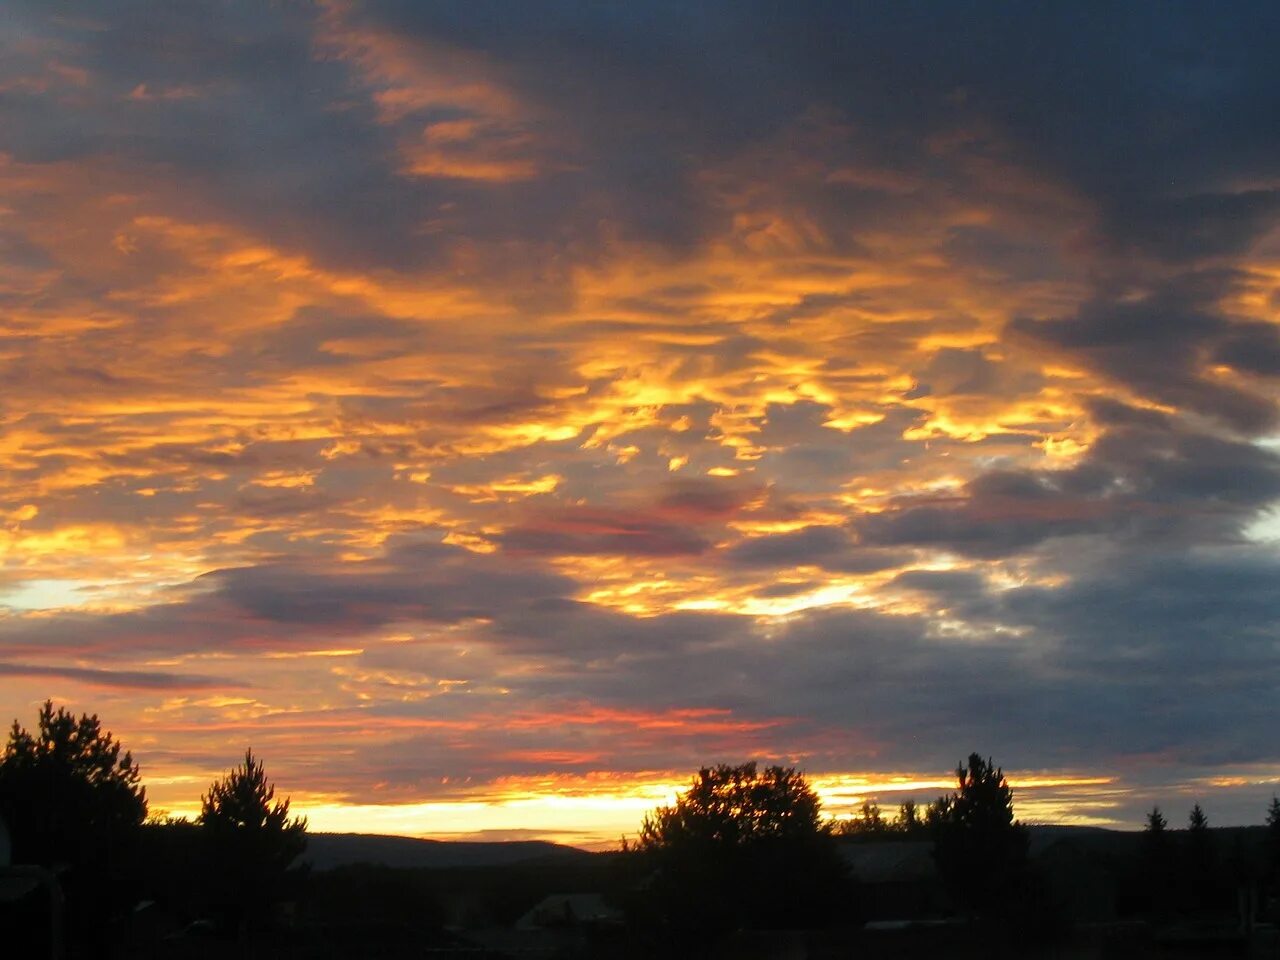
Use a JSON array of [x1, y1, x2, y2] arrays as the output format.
[[138, 762, 1275, 850]]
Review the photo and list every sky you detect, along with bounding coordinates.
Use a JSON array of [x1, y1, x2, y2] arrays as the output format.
[[2, 1, 1280, 848]]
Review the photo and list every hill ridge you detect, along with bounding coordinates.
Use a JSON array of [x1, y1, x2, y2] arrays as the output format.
[[299, 832, 593, 871]]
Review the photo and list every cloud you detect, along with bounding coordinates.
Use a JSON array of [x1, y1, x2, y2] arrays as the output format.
[[721, 525, 911, 576], [1011, 274, 1278, 432], [0, 662, 243, 691], [856, 400, 1280, 557], [1098, 191, 1280, 264], [499, 507, 713, 557], [2, 0, 1280, 832]]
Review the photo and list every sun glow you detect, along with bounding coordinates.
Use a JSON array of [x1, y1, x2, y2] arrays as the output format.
[[147, 769, 1131, 849]]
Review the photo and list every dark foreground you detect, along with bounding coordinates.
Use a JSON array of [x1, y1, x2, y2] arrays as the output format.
[[5, 826, 1279, 959]]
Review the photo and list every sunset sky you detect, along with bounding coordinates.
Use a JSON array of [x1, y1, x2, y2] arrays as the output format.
[[2, 2, 1280, 847]]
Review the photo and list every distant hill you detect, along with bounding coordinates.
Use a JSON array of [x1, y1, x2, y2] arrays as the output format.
[[1025, 823, 1120, 854], [1023, 823, 1271, 859], [299, 833, 593, 871]]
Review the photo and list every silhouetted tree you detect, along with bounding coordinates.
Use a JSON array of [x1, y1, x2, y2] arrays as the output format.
[[1188, 802, 1208, 832], [925, 790, 954, 829], [1141, 806, 1174, 917], [629, 762, 846, 945], [1267, 796, 1280, 836], [860, 799, 885, 833], [198, 750, 307, 938], [1181, 802, 1217, 911], [929, 753, 1029, 919], [833, 799, 887, 837], [0, 701, 147, 952], [1267, 797, 1280, 920], [1267, 797, 1280, 869], [137, 816, 206, 927], [895, 798, 923, 836]]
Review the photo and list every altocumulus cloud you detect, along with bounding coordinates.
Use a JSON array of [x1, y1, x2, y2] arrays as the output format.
[[0, 0, 1279, 832]]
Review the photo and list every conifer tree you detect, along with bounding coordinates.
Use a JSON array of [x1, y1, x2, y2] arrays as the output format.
[[1182, 802, 1217, 910], [1267, 796, 1280, 865], [0, 701, 147, 943], [1188, 803, 1208, 832], [930, 753, 1029, 918], [198, 750, 307, 936], [1266, 797, 1280, 919], [1141, 806, 1174, 916]]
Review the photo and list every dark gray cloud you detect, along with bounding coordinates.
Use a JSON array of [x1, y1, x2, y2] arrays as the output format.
[[990, 552, 1280, 767], [1011, 274, 1278, 432], [657, 478, 758, 520], [357, 0, 1280, 259], [8, 1, 1277, 281], [0, 535, 577, 656], [1, 2, 431, 271], [722, 525, 852, 568], [1099, 191, 1280, 264], [499, 507, 712, 557], [916, 347, 1044, 399], [856, 401, 1280, 557], [543, 544, 1280, 775], [1214, 321, 1280, 377], [208, 538, 578, 629], [0, 661, 242, 691], [721, 525, 910, 575]]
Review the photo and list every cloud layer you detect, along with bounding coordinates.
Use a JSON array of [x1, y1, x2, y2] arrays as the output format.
[[2, 1, 1279, 837]]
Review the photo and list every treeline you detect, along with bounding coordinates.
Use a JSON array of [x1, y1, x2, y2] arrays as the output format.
[[7, 699, 1280, 958], [621, 755, 1033, 941], [618, 755, 1280, 955], [832, 796, 927, 836], [1135, 800, 1280, 918]]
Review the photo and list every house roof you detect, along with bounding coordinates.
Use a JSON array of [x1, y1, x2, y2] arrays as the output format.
[[838, 841, 939, 884], [515, 893, 623, 930]]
